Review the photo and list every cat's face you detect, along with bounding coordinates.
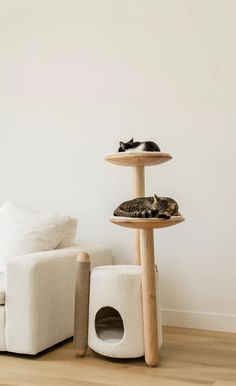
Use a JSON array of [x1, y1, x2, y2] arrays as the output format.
[[151, 195, 178, 218], [150, 194, 162, 212], [118, 138, 134, 152]]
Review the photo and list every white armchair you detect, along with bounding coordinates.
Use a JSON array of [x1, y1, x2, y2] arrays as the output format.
[[0, 243, 112, 354]]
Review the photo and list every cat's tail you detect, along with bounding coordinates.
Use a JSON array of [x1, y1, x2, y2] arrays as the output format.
[[113, 208, 124, 217]]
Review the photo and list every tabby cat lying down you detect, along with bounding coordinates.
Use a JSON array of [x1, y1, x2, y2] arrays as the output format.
[[114, 194, 180, 219]]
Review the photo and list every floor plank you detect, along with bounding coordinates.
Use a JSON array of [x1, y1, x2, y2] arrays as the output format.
[[0, 327, 236, 386]]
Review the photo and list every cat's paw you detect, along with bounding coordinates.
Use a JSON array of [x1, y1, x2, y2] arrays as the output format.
[[158, 212, 171, 219]]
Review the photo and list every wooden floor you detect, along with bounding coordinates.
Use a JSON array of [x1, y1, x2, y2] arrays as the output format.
[[0, 327, 236, 386]]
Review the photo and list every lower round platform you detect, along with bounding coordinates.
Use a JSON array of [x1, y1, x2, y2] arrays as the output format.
[[109, 215, 184, 229]]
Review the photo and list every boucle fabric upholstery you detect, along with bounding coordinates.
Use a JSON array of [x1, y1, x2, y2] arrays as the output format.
[[0, 202, 78, 271], [4, 243, 112, 354], [88, 265, 162, 359]]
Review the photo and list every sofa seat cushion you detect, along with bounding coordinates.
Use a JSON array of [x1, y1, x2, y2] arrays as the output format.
[[0, 271, 5, 305], [0, 202, 77, 271]]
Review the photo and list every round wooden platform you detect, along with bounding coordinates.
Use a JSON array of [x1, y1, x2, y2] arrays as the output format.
[[109, 215, 185, 229], [104, 152, 172, 167]]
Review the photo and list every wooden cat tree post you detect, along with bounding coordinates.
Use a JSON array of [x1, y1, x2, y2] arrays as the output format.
[[132, 165, 144, 264], [105, 152, 184, 367]]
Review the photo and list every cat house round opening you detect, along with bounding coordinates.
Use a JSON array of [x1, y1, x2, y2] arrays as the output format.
[[95, 307, 124, 344]]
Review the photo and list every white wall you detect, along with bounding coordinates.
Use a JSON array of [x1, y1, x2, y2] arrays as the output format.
[[0, 0, 235, 332]]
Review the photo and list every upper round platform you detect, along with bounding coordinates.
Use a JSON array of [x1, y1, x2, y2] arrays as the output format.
[[109, 215, 184, 229], [104, 152, 172, 167]]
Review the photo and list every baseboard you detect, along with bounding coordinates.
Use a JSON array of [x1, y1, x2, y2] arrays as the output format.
[[161, 308, 236, 333]]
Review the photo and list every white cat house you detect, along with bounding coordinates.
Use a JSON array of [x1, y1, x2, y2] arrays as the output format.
[[88, 265, 162, 358]]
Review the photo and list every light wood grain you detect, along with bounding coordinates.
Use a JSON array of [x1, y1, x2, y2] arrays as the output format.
[[132, 166, 145, 197], [134, 230, 141, 265], [140, 229, 159, 367], [1, 327, 236, 386], [73, 253, 91, 357], [109, 215, 185, 229], [104, 152, 172, 167], [132, 166, 145, 265], [77, 252, 90, 263]]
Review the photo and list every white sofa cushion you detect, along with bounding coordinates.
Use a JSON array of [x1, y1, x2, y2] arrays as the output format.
[[0, 271, 5, 305], [0, 202, 77, 271], [57, 217, 78, 248]]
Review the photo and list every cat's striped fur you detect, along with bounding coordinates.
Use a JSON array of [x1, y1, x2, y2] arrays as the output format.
[[114, 195, 180, 219]]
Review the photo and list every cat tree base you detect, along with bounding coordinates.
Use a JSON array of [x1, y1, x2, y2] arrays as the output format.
[[109, 216, 184, 367]]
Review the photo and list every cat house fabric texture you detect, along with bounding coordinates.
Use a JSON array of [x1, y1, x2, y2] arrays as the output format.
[[88, 265, 162, 358], [0, 202, 77, 271]]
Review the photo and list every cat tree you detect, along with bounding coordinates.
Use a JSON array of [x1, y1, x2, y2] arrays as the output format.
[[105, 151, 184, 367]]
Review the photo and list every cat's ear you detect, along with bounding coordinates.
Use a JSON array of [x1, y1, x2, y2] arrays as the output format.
[[119, 141, 125, 147], [129, 138, 134, 143], [154, 194, 159, 202]]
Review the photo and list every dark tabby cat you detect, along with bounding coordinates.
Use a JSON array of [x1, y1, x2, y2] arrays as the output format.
[[114, 194, 180, 219], [118, 138, 160, 152]]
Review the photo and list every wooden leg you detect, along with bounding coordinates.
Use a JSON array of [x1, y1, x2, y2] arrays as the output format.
[[134, 230, 141, 265], [74, 253, 91, 357], [140, 229, 159, 367], [132, 166, 145, 265]]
